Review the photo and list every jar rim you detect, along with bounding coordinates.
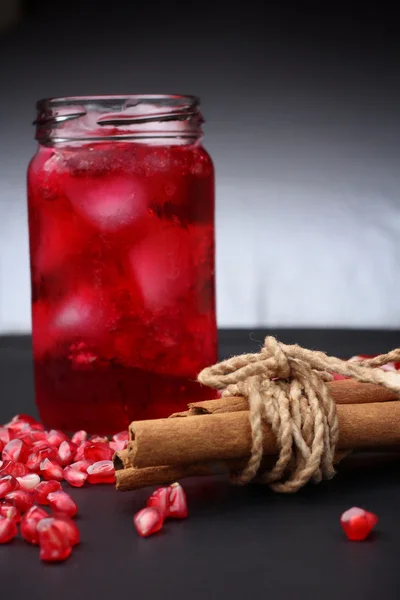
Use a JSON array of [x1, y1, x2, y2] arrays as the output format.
[[36, 94, 200, 111]]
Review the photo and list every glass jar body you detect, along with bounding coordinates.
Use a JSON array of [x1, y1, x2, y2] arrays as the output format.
[[27, 135, 217, 433]]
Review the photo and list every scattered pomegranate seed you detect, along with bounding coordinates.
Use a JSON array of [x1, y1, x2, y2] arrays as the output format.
[[0, 440, 3, 454], [18, 429, 47, 446], [74, 441, 90, 462], [112, 430, 129, 443], [166, 483, 188, 519], [46, 429, 69, 448], [2, 438, 30, 463], [38, 520, 72, 562], [0, 515, 18, 543], [38, 516, 80, 546], [5, 462, 29, 478], [109, 439, 128, 453], [0, 426, 10, 445], [26, 446, 58, 472], [0, 503, 21, 522], [84, 442, 113, 462], [134, 507, 164, 538], [48, 490, 78, 517], [34, 480, 62, 505], [17, 473, 41, 491], [71, 430, 87, 445], [20, 506, 48, 544], [147, 487, 170, 516], [340, 507, 378, 541], [5, 490, 34, 513], [70, 459, 93, 473], [86, 460, 115, 484], [0, 460, 13, 475], [6, 414, 41, 428], [40, 458, 64, 481], [0, 475, 19, 498], [57, 440, 77, 466], [63, 466, 87, 487]]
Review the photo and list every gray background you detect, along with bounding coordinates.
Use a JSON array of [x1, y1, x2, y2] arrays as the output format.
[[1, 1, 399, 332]]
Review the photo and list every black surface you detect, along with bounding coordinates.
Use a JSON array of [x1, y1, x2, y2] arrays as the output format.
[[1, 329, 400, 600]]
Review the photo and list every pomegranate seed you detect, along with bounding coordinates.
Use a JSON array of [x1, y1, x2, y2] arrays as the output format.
[[17, 473, 41, 491], [48, 490, 78, 517], [57, 440, 77, 466], [18, 430, 47, 446], [39, 521, 72, 562], [90, 434, 109, 443], [84, 442, 113, 462], [0, 515, 18, 543], [0, 427, 10, 445], [70, 459, 93, 472], [0, 503, 21, 522], [20, 506, 48, 544], [26, 445, 58, 472], [46, 429, 69, 448], [134, 507, 164, 538], [166, 482, 188, 519], [31, 440, 52, 452], [34, 480, 62, 505], [109, 440, 128, 453], [5, 489, 34, 513], [71, 430, 87, 445], [340, 507, 378, 541], [6, 414, 40, 427], [0, 460, 13, 475], [63, 466, 87, 487], [40, 458, 64, 481], [74, 441, 90, 462], [0, 475, 19, 498], [112, 430, 129, 442], [2, 438, 30, 463], [0, 440, 3, 454], [86, 460, 115, 484], [147, 487, 170, 516], [38, 516, 80, 546], [6, 421, 31, 437], [5, 462, 29, 478]]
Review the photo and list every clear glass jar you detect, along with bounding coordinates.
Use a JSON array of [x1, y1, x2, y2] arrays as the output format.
[[27, 95, 217, 434]]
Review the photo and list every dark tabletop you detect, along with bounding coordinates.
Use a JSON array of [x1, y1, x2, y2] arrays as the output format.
[[1, 329, 400, 600]]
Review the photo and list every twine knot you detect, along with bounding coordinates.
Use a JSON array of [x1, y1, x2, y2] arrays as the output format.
[[198, 336, 400, 493]]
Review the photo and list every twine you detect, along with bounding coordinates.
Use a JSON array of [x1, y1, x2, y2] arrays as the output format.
[[197, 337, 400, 493]]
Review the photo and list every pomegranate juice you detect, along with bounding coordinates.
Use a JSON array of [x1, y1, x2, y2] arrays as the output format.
[[27, 139, 217, 433]]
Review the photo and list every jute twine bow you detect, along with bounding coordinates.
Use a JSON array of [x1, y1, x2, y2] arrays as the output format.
[[197, 337, 400, 493]]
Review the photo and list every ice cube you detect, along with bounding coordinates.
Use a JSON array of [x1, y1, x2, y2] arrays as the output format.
[[129, 226, 194, 310], [64, 173, 147, 233]]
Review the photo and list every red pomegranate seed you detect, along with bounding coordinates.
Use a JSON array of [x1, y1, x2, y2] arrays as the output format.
[[340, 507, 378, 541], [17, 473, 41, 491], [40, 458, 64, 481], [63, 466, 87, 487], [0, 515, 18, 543], [71, 430, 87, 445], [48, 490, 78, 517], [70, 459, 93, 472], [39, 521, 72, 562], [0, 475, 19, 498], [5, 489, 34, 513], [20, 506, 48, 544], [112, 430, 129, 443], [90, 435, 109, 443], [57, 440, 77, 466], [5, 462, 29, 478], [46, 430, 69, 448], [84, 442, 113, 462], [0, 440, 3, 454], [134, 507, 164, 538], [0, 460, 13, 475], [86, 460, 115, 484], [6, 414, 40, 428], [109, 440, 128, 453], [38, 516, 80, 546], [2, 438, 30, 463], [147, 487, 170, 516], [0, 503, 21, 522], [166, 482, 188, 519], [26, 445, 58, 472], [34, 480, 62, 505], [74, 441, 90, 462], [18, 429, 47, 446], [0, 426, 10, 445]]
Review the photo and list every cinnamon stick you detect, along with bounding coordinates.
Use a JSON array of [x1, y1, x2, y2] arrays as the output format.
[[169, 380, 398, 418], [128, 401, 400, 469]]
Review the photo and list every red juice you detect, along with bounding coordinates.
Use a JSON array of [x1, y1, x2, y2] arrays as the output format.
[[27, 96, 217, 433]]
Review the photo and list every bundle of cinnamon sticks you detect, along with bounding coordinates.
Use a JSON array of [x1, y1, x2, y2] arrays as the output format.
[[113, 379, 400, 491]]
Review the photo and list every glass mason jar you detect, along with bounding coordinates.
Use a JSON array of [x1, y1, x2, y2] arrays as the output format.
[[27, 95, 217, 434]]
